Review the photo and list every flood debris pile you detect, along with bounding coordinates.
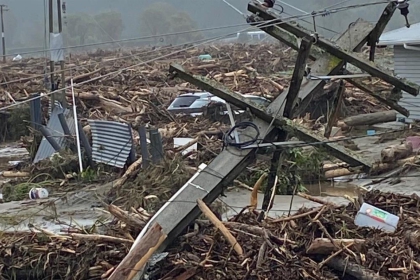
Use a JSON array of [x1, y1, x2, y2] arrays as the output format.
[[152, 190, 420, 280], [0, 202, 152, 280]]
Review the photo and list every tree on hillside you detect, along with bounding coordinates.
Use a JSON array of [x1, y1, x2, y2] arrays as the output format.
[[64, 13, 95, 46], [138, 2, 203, 45], [94, 11, 124, 41]]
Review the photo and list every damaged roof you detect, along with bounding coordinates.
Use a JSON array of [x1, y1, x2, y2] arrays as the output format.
[[379, 21, 420, 46]]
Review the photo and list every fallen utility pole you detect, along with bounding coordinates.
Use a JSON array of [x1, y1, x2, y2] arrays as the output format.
[[247, 3, 409, 117], [0, 4, 8, 63], [247, 17, 375, 118], [262, 37, 313, 212], [248, 2, 420, 96], [169, 64, 370, 169]]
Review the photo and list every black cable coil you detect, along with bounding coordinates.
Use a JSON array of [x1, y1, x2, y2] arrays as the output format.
[[222, 121, 260, 149]]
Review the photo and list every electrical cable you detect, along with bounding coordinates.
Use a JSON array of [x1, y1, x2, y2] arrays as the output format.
[[223, 121, 260, 149], [4, 20, 271, 59]]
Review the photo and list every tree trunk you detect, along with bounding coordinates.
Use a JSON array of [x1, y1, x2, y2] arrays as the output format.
[[306, 238, 365, 255], [381, 143, 413, 163], [326, 257, 389, 280], [107, 223, 167, 280], [343, 111, 396, 126]]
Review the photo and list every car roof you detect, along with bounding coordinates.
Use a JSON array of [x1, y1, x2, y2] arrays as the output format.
[[178, 92, 211, 97]]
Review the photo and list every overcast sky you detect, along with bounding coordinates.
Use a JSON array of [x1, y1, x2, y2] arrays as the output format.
[[1, 0, 417, 51]]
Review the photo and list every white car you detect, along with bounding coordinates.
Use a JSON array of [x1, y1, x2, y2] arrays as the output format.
[[167, 92, 270, 116]]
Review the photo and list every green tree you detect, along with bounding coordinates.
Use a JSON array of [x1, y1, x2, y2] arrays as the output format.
[[64, 13, 95, 46]]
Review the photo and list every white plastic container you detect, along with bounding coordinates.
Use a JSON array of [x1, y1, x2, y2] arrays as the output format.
[[354, 203, 399, 232], [29, 188, 49, 199]]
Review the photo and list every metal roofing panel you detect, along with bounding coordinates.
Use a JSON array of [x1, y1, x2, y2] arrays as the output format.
[[394, 46, 420, 122], [33, 107, 76, 163], [379, 22, 420, 46], [88, 120, 133, 168]]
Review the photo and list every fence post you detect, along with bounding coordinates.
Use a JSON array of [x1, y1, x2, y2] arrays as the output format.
[[149, 128, 164, 164], [77, 121, 93, 168], [29, 93, 42, 130], [138, 126, 150, 168]]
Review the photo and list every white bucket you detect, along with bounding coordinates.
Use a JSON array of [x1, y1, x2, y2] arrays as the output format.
[[28, 188, 49, 199]]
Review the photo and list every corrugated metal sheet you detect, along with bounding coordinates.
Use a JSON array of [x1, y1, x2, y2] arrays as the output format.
[[394, 46, 420, 123], [379, 22, 420, 46], [33, 107, 76, 163], [88, 120, 133, 168]]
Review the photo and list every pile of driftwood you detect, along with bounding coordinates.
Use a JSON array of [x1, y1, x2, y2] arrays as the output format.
[[0, 203, 151, 279], [0, 44, 390, 122], [152, 190, 420, 280], [1, 190, 419, 279]]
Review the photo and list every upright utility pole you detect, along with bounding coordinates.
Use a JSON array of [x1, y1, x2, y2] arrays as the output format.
[[0, 4, 8, 63], [48, 0, 67, 110], [57, 0, 65, 100], [48, 0, 55, 108]]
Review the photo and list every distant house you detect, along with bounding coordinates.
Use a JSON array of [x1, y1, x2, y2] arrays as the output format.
[[379, 22, 420, 123]]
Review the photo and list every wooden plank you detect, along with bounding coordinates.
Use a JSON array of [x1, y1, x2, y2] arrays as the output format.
[[170, 64, 371, 169], [324, 80, 345, 138], [248, 2, 420, 96], [284, 37, 313, 118]]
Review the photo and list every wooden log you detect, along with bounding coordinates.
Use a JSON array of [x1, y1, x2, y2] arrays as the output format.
[[325, 257, 389, 280], [1, 171, 30, 178], [197, 199, 243, 257], [306, 238, 365, 255], [381, 142, 413, 163], [107, 204, 148, 228], [66, 91, 100, 100], [65, 68, 102, 84], [112, 157, 143, 189], [70, 233, 134, 244], [107, 223, 167, 280], [325, 168, 354, 178], [343, 111, 396, 127]]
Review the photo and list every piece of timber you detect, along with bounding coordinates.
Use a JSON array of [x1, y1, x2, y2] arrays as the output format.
[[248, 2, 420, 96], [170, 64, 370, 169], [324, 80, 345, 138], [284, 37, 313, 118], [367, 2, 396, 61]]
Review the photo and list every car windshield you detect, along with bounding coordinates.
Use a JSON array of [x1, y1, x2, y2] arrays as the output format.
[[190, 99, 210, 108], [169, 96, 200, 108]]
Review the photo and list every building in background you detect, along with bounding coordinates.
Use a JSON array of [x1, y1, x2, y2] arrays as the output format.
[[379, 22, 420, 123]]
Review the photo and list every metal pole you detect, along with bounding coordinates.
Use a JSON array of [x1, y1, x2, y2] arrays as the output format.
[[138, 126, 150, 168], [39, 126, 62, 152], [49, 0, 56, 110], [57, 0, 67, 107], [0, 5, 7, 63]]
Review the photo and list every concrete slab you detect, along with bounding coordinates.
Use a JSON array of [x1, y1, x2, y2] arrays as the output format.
[[219, 189, 349, 219]]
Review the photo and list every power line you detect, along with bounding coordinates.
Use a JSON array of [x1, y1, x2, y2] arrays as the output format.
[[0, 1, 393, 111], [4, 21, 267, 58]]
